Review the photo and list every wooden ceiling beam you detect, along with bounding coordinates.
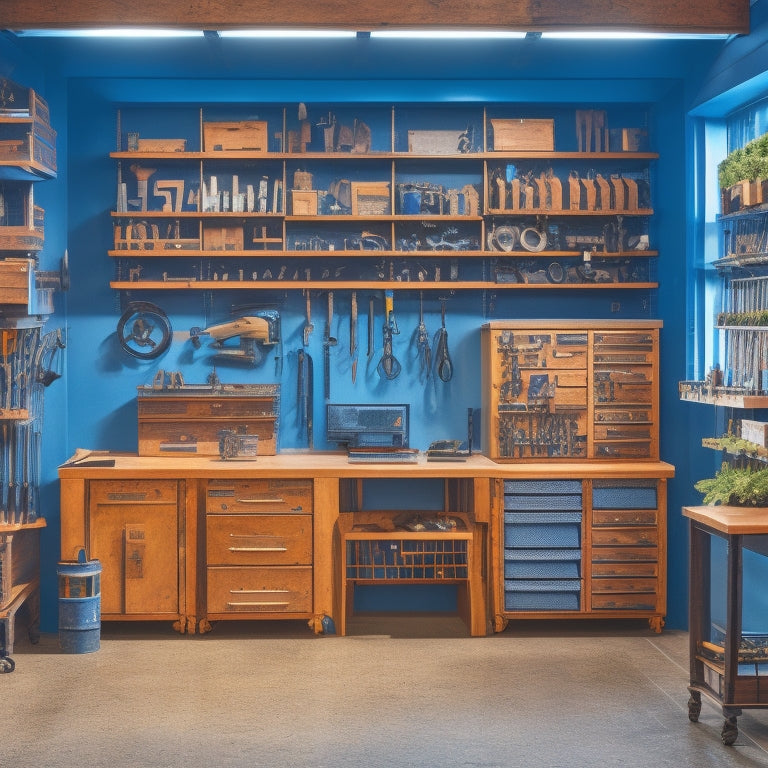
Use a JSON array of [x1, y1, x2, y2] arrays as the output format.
[[0, 0, 751, 35]]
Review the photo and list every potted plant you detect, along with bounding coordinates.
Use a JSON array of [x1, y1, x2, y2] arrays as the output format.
[[718, 132, 768, 213]]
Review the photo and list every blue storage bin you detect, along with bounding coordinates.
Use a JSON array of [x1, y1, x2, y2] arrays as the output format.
[[504, 493, 582, 511], [503, 480, 583, 495], [505, 547, 582, 561], [592, 483, 657, 510], [505, 522, 581, 548], [504, 559, 580, 579], [504, 579, 581, 611]]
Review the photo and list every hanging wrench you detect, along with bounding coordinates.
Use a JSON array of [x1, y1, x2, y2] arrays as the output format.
[[433, 298, 453, 382], [415, 291, 431, 382]]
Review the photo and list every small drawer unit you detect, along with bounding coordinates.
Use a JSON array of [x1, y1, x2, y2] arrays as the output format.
[[204, 478, 314, 622], [502, 480, 583, 612], [590, 479, 662, 615]]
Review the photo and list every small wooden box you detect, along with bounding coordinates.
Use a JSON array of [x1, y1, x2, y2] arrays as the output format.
[[490, 119, 555, 151], [741, 419, 768, 447], [203, 121, 268, 152], [407, 130, 465, 155], [202, 225, 244, 251], [291, 190, 318, 215], [351, 182, 391, 215], [0, 258, 34, 306], [136, 138, 187, 152]]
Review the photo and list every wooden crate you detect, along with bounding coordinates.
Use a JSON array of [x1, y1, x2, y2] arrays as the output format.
[[0, 258, 34, 306], [136, 138, 187, 152], [407, 130, 465, 154], [351, 182, 390, 215], [741, 419, 768, 447], [491, 119, 555, 151], [291, 189, 318, 215], [202, 225, 244, 251], [203, 121, 268, 152]]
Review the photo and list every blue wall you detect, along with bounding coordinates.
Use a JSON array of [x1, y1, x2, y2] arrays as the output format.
[[0, 27, 740, 631]]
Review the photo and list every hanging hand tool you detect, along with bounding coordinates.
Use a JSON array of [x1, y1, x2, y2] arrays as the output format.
[[303, 289, 313, 347], [377, 289, 401, 380], [350, 290, 358, 384], [0, 329, 18, 411], [433, 298, 453, 382], [415, 291, 432, 383], [297, 349, 314, 449], [323, 291, 337, 400], [367, 296, 375, 361]]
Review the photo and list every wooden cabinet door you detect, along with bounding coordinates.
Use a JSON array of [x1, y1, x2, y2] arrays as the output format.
[[88, 480, 180, 616]]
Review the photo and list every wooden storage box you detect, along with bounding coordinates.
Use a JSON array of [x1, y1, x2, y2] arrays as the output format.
[[490, 119, 555, 152], [407, 130, 466, 155], [291, 189, 318, 215], [137, 385, 279, 456], [0, 526, 40, 609], [136, 138, 187, 152], [741, 419, 768, 447], [203, 121, 268, 152], [350, 182, 391, 215], [0, 258, 34, 306], [202, 225, 245, 251]]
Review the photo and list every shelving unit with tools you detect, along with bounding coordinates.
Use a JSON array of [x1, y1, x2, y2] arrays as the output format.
[[108, 102, 658, 294], [0, 78, 64, 671]]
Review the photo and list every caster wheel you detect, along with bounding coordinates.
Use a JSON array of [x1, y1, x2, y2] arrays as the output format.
[[722, 716, 738, 746], [0, 656, 15, 673], [687, 695, 701, 723]]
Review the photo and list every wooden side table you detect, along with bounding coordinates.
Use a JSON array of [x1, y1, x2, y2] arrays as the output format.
[[683, 506, 768, 745]]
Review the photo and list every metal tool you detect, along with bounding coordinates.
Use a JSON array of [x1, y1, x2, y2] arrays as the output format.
[[367, 296, 375, 360], [350, 291, 358, 384], [190, 311, 280, 367], [433, 298, 453, 382], [297, 349, 314, 449], [324, 292, 337, 400], [303, 289, 313, 347], [377, 289, 401, 380], [415, 291, 431, 383]]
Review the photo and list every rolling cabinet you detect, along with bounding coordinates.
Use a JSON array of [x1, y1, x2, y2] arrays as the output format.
[[491, 474, 668, 632], [201, 478, 314, 631], [480, 320, 661, 461], [106, 102, 658, 294]]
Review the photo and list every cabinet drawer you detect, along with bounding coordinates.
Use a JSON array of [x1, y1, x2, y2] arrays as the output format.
[[89, 479, 178, 504], [206, 514, 312, 565], [206, 479, 312, 514], [138, 396, 275, 419], [592, 546, 658, 563], [591, 528, 657, 547], [592, 561, 658, 578], [591, 577, 657, 594], [206, 566, 312, 613], [591, 593, 658, 611], [592, 509, 658, 526]]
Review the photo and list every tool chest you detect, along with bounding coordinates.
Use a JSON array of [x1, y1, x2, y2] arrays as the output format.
[[481, 320, 661, 462]]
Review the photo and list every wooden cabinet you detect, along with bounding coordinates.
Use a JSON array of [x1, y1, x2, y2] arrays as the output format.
[[492, 474, 668, 632], [481, 320, 661, 461], [202, 478, 314, 627], [87, 479, 183, 619], [108, 103, 658, 294]]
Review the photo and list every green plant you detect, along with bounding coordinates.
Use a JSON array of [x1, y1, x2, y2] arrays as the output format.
[[695, 462, 768, 506], [718, 132, 768, 188]]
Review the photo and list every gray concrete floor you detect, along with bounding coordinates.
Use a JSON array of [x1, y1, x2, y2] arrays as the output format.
[[5, 616, 768, 768]]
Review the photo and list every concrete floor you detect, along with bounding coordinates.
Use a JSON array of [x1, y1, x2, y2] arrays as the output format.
[[5, 616, 768, 768]]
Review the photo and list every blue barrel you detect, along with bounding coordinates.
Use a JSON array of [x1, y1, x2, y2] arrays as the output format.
[[58, 550, 101, 653]]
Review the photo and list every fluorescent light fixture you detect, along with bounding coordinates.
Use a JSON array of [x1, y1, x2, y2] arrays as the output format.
[[542, 31, 729, 39], [13, 28, 202, 37], [370, 30, 527, 39], [220, 29, 356, 38]]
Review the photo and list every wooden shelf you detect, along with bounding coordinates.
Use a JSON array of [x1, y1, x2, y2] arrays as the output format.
[[110, 280, 659, 291]]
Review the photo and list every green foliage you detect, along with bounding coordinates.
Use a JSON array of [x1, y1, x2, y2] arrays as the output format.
[[695, 462, 768, 506], [718, 132, 768, 188]]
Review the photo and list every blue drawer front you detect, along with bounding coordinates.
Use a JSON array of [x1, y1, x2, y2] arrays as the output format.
[[504, 494, 582, 511], [592, 483, 657, 510], [504, 480, 583, 495], [505, 523, 581, 548], [504, 547, 582, 562], [505, 511, 582, 524], [504, 587, 581, 611], [504, 560, 580, 579]]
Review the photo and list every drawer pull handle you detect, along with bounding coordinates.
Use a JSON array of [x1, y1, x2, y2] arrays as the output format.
[[230, 589, 290, 594], [227, 601, 290, 608], [228, 546, 288, 552], [237, 497, 285, 504]]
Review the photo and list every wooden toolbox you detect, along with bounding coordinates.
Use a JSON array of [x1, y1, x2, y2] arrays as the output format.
[[203, 121, 268, 152], [490, 119, 555, 152], [0, 258, 34, 307], [137, 383, 279, 456]]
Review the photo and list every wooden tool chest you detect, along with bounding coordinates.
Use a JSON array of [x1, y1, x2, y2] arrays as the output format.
[[137, 383, 279, 456]]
